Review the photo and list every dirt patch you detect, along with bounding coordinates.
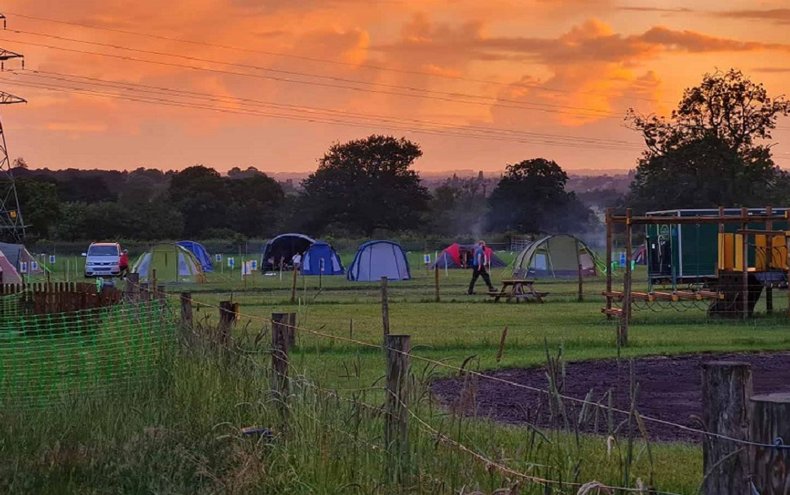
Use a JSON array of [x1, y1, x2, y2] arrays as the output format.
[[430, 352, 790, 443]]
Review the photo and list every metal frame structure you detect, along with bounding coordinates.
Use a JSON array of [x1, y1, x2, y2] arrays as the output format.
[[603, 207, 790, 345], [0, 39, 27, 241]]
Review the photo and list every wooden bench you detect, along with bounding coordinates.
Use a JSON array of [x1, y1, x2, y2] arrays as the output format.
[[488, 279, 547, 303]]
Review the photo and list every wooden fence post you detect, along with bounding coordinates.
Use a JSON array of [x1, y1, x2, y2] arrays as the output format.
[[577, 263, 584, 302], [271, 312, 292, 417], [180, 292, 193, 344], [765, 205, 773, 314], [381, 277, 390, 339], [701, 361, 752, 495], [620, 208, 633, 347], [741, 207, 749, 319], [750, 393, 790, 494], [290, 266, 298, 304], [218, 301, 236, 347], [156, 285, 166, 308], [125, 273, 140, 303], [434, 265, 440, 303], [605, 208, 613, 318], [272, 312, 297, 348], [384, 334, 410, 486]]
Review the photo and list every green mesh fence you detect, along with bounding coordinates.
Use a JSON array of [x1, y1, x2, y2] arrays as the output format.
[[0, 299, 176, 409]]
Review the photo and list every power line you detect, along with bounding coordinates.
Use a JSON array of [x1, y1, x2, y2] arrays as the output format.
[[6, 70, 787, 160], [2, 10, 664, 104], [6, 10, 788, 133], [9, 68, 643, 149], [0, 76, 646, 152], [3, 29, 625, 120]]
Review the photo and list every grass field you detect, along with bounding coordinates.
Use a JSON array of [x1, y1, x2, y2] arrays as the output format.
[[2, 251, 788, 493]]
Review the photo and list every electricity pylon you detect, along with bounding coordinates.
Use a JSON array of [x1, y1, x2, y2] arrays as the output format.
[[0, 43, 26, 241]]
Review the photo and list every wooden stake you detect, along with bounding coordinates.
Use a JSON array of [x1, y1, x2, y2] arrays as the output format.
[[766, 206, 773, 314], [605, 208, 613, 318], [620, 208, 632, 347], [125, 273, 140, 303], [433, 265, 440, 302], [750, 393, 790, 494], [180, 292, 193, 345], [495, 326, 508, 363], [741, 207, 749, 319], [290, 266, 298, 304], [701, 361, 752, 495], [381, 276, 390, 339], [384, 334, 411, 486], [218, 300, 236, 347], [271, 312, 292, 419]]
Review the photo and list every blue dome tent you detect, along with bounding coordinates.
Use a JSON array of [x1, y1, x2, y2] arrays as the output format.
[[347, 240, 410, 282], [302, 241, 344, 276], [177, 241, 214, 272]]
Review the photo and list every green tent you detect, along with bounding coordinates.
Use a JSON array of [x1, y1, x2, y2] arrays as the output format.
[[132, 243, 206, 284], [512, 234, 600, 279]]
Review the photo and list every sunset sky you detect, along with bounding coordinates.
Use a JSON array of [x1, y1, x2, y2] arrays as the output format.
[[0, 0, 788, 174]]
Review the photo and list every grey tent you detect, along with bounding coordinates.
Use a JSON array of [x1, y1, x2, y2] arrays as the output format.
[[0, 242, 42, 274], [347, 240, 410, 281], [512, 234, 599, 279]]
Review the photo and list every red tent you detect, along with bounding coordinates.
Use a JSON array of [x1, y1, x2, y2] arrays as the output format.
[[432, 243, 506, 269]]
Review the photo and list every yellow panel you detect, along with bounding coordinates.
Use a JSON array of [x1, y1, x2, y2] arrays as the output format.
[[718, 233, 737, 271], [772, 235, 787, 270], [734, 233, 745, 271], [755, 234, 767, 271]]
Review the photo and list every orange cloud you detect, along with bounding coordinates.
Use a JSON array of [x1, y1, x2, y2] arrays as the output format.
[[714, 8, 790, 25], [0, 0, 786, 173]]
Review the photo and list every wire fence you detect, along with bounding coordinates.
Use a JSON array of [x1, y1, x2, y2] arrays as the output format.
[[0, 297, 176, 409]]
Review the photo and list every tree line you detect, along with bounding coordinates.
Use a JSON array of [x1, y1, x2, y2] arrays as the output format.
[[13, 68, 789, 243], [14, 138, 595, 242]]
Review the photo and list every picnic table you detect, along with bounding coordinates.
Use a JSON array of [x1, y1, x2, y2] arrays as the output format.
[[488, 279, 548, 303]]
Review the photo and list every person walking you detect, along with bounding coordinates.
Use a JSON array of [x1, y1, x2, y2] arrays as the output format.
[[119, 249, 130, 278], [468, 240, 496, 295]]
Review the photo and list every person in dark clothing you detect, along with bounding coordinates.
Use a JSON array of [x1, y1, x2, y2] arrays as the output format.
[[468, 240, 496, 294]]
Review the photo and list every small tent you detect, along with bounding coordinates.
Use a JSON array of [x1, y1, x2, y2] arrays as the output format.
[[432, 243, 506, 269], [347, 241, 411, 281], [0, 250, 22, 284], [512, 234, 599, 279], [0, 242, 42, 274], [177, 240, 214, 272], [261, 233, 316, 271], [132, 243, 206, 284], [302, 241, 344, 276]]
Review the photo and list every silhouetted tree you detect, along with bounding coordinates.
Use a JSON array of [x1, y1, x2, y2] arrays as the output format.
[[487, 158, 593, 233], [627, 69, 790, 211], [301, 135, 430, 235]]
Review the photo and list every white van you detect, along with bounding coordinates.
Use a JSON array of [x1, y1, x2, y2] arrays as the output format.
[[84, 242, 121, 278]]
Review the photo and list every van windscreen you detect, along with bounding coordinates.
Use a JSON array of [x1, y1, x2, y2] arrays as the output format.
[[88, 245, 118, 256]]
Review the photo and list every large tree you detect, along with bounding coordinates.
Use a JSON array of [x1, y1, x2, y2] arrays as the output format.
[[301, 135, 430, 235], [487, 158, 593, 233], [627, 69, 790, 211], [169, 165, 284, 237]]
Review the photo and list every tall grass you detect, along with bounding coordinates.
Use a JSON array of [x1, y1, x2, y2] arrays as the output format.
[[1, 330, 701, 494]]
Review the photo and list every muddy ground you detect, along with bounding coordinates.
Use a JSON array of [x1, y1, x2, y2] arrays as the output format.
[[430, 352, 790, 443]]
